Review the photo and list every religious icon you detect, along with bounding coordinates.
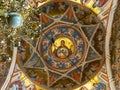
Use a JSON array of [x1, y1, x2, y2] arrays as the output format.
[[53, 40, 72, 59]]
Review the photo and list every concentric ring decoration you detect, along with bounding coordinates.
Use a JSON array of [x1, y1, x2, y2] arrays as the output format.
[[17, 1, 105, 89], [38, 23, 87, 72]]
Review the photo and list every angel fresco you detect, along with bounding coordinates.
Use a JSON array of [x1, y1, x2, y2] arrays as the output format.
[[93, 82, 106, 90], [9, 81, 26, 90], [7, 70, 37, 90], [8, 71, 26, 90], [9, 80, 36, 90]]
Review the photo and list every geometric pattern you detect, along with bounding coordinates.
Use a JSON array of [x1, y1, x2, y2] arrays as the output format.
[[16, 1, 105, 89]]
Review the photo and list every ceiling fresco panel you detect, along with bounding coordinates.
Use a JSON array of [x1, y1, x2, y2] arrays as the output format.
[[0, 0, 117, 90]]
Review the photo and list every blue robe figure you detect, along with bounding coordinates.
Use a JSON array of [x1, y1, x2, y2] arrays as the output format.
[[93, 82, 106, 90]]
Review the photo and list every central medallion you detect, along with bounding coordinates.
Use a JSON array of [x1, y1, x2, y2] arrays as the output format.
[[52, 37, 74, 59], [38, 23, 87, 72]]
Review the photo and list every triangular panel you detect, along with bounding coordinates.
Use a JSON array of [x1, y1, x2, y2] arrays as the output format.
[[49, 71, 61, 86], [24, 53, 44, 68], [40, 13, 54, 29], [81, 25, 97, 41], [61, 6, 77, 23], [81, 60, 103, 84], [86, 47, 100, 61], [24, 68, 48, 87], [51, 77, 77, 89], [68, 66, 82, 82]]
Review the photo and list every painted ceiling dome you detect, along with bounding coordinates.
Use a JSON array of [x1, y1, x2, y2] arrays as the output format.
[[16, 1, 105, 89]]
